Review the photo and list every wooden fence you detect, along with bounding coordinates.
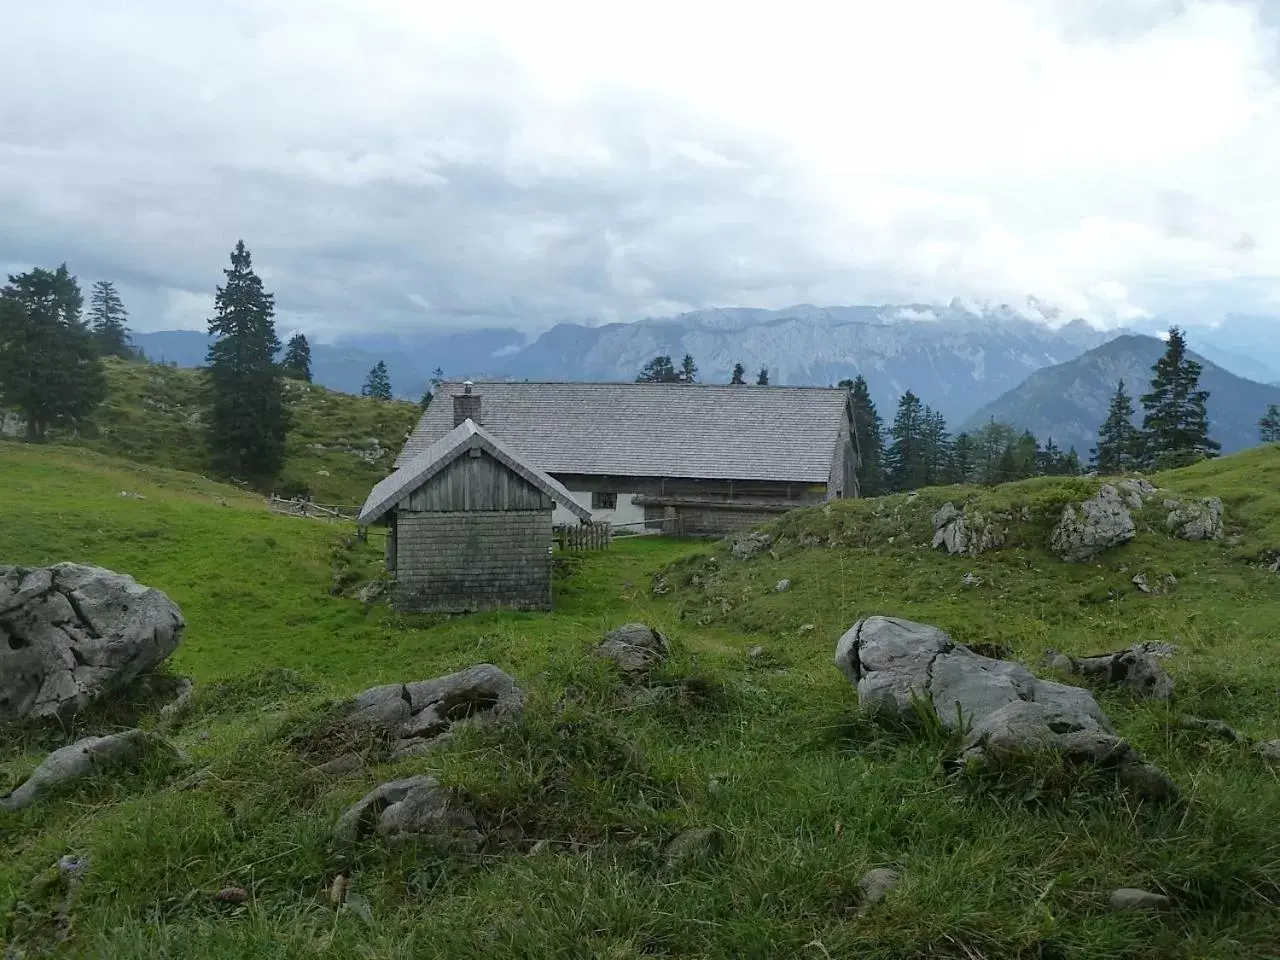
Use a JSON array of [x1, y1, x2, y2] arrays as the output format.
[[554, 521, 612, 551], [268, 497, 359, 521]]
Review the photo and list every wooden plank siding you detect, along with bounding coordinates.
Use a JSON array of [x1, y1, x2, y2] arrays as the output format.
[[394, 510, 553, 613], [405, 450, 551, 513]]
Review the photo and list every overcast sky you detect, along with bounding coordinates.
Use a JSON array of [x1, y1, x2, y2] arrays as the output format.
[[2, 1, 1279, 340]]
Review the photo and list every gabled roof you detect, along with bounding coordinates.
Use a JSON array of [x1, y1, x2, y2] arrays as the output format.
[[396, 381, 852, 484], [360, 419, 591, 525]]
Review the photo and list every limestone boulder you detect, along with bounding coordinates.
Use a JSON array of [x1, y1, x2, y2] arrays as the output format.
[[1050, 485, 1135, 561], [597, 623, 670, 676], [334, 775, 482, 849], [346, 664, 524, 758], [931, 503, 1003, 557], [0, 563, 185, 723], [1048, 642, 1176, 700], [1, 729, 183, 811], [730, 532, 773, 560], [1165, 497, 1224, 541], [834, 616, 1175, 799]]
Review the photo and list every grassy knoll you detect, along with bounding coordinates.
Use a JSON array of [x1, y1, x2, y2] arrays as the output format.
[[1, 444, 1279, 958], [3, 356, 421, 504]]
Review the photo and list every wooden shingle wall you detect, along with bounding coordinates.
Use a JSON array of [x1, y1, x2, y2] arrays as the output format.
[[394, 509, 553, 613]]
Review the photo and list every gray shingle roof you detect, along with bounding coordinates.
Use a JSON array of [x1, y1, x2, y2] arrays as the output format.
[[361, 418, 591, 525], [396, 382, 851, 484]]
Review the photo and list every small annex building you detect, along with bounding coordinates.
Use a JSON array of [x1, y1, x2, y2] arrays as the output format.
[[358, 412, 591, 613]]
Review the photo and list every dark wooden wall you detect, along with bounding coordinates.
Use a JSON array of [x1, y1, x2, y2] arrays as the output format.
[[406, 451, 551, 513]]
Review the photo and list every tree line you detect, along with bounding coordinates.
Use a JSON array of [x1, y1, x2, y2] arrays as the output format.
[[636, 354, 769, 385]]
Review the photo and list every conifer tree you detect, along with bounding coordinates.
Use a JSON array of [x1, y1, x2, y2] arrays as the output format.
[[205, 240, 289, 482], [678, 354, 698, 384], [1260, 404, 1280, 443], [362, 361, 392, 400], [886, 390, 926, 491], [730, 362, 746, 385], [756, 366, 769, 386], [949, 431, 975, 485], [87, 280, 133, 359], [1139, 327, 1219, 467], [1092, 380, 1142, 474], [0, 265, 105, 441], [636, 355, 680, 383], [844, 376, 885, 495], [280, 333, 312, 382], [1062, 447, 1083, 475], [920, 406, 952, 487]]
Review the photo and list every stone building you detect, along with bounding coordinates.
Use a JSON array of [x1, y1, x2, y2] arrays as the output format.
[[393, 381, 860, 536], [358, 407, 590, 613]]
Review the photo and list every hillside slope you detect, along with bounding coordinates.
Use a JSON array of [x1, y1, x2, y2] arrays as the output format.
[[963, 334, 1280, 454], [2, 446, 1279, 958], [1, 358, 420, 504]]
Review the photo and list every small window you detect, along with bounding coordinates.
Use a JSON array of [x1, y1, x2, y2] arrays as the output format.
[[592, 491, 617, 510]]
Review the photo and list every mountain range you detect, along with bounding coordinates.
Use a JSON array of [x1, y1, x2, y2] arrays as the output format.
[[963, 334, 1280, 455], [131, 300, 1280, 437]]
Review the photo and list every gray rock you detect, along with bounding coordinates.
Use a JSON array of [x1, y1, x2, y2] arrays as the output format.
[[1, 729, 183, 811], [651, 574, 670, 596], [1050, 485, 1135, 561], [1162, 498, 1181, 510], [353, 581, 384, 604], [748, 645, 767, 661], [858, 867, 901, 911], [346, 664, 524, 753], [662, 826, 721, 869], [597, 623, 670, 675], [773, 579, 792, 593], [1110, 887, 1170, 911], [1132, 572, 1152, 593], [0, 563, 185, 723], [334, 775, 482, 849], [931, 503, 1003, 557], [961, 572, 984, 587], [1255, 739, 1280, 762], [1177, 716, 1243, 741], [1117, 478, 1156, 511], [158, 678, 195, 730], [1058, 642, 1176, 700], [836, 617, 1174, 799], [730, 532, 773, 560], [1166, 497, 1224, 541], [315, 752, 365, 777]]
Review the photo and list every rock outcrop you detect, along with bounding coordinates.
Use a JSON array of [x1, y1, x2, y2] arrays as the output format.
[[346, 664, 524, 760], [597, 623, 670, 676], [1116, 477, 1157, 511], [730, 532, 773, 561], [834, 616, 1175, 799], [1050, 485, 1135, 561], [1165, 497, 1225, 541], [1044, 642, 1176, 700], [0, 563, 185, 723], [931, 503, 1003, 557], [1, 730, 183, 811], [334, 775, 483, 849]]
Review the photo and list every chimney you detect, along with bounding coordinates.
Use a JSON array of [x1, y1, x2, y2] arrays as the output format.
[[453, 380, 482, 427]]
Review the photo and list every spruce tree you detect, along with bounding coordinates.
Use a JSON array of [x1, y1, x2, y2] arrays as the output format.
[[845, 375, 885, 495], [730, 362, 746, 385], [756, 366, 770, 386], [949, 432, 975, 485], [1139, 327, 1219, 467], [205, 240, 289, 483], [0, 265, 105, 441], [678, 354, 698, 384], [1260, 404, 1280, 443], [636, 355, 680, 383], [1037, 436, 1063, 475], [1092, 380, 1142, 474], [87, 280, 133, 359], [280, 333, 312, 381], [920, 406, 952, 486], [1062, 447, 1083, 475], [886, 390, 926, 491], [362, 361, 392, 400]]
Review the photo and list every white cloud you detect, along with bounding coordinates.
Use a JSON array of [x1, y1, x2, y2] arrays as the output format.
[[1, 0, 1279, 335]]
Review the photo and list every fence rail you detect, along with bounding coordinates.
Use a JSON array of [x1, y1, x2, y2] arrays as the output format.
[[268, 497, 359, 521], [554, 521, 612, 551]]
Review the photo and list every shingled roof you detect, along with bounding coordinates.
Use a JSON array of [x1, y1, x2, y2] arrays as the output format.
[[361, 418, 591, 525], [395, 382, 852, 484]]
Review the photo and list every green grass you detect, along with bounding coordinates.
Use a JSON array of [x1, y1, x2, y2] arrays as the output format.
[[8, 356, 422, 504], [2, 444, 1280, 958]]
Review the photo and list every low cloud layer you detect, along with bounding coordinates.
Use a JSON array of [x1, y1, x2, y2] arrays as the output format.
[[2, 1, 1279, 340]]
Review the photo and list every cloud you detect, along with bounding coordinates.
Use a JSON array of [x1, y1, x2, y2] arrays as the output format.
[[2, 0, 1279, 339]]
